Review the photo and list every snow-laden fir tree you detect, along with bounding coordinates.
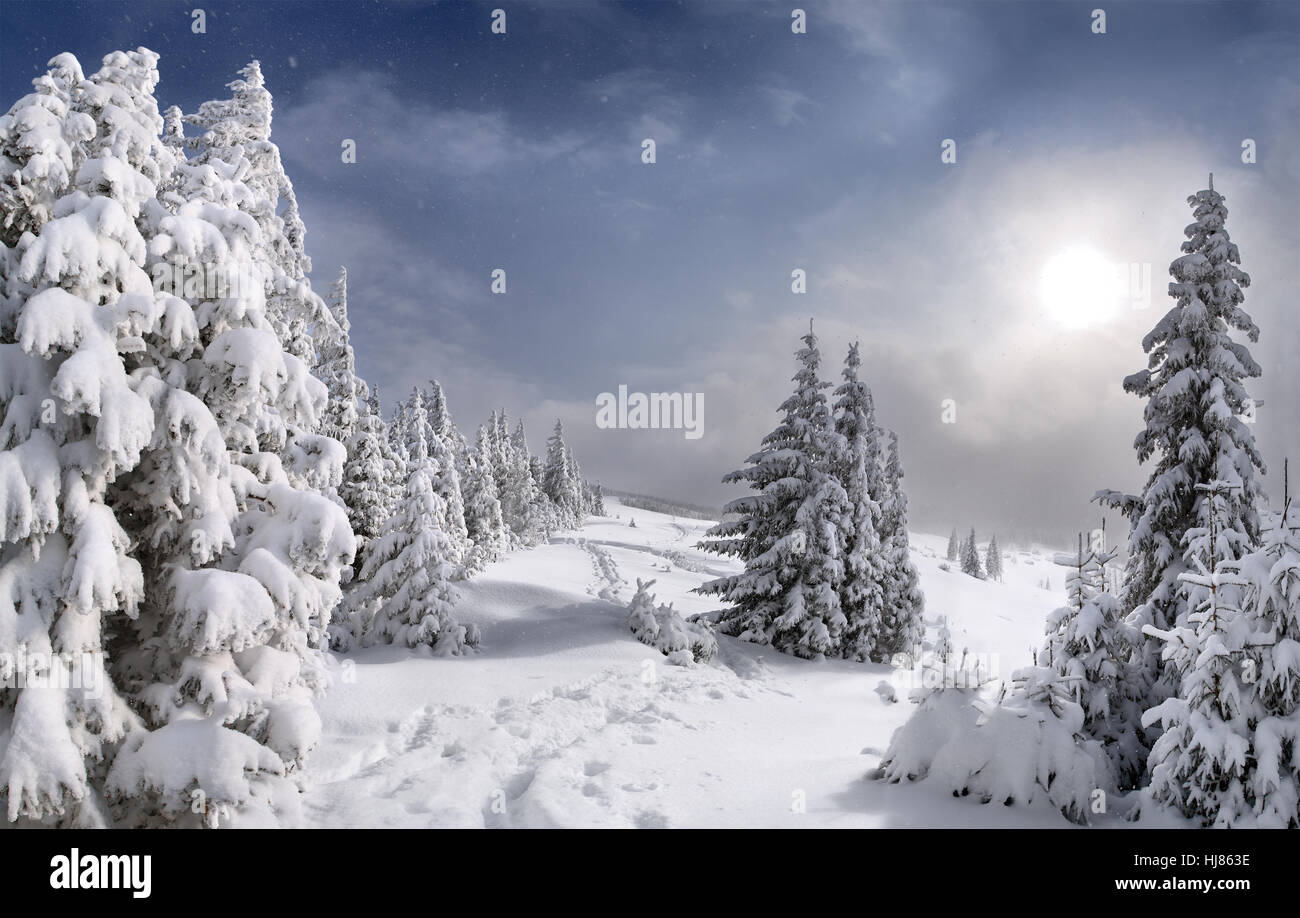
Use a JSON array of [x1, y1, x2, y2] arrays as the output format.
[[499, 416, 541, 542], [329, 385, 404, 649], [566, 444, 585, 515], [874, 431, 925, 660], [396, 387, 468, 570], [696, 323, 851, 659], [1142, 479, 1257, 825], [181, 59, 346, 504], [585, 481, 606, 517], [1039, 534, 1145, 787], [427, 378, 473, 484], [315, 266, 358, 447], [960, 527, 983, 579], [368, 383, 404, 523], [338, 386, 392, 550], [1, 49, 355, 827], [985, 534, 1003, 582], [1098, 176, 1266, 717], [1230, 474, 1300, 827], [184, 61, 332, 354], [542, 420, 585, 527], [831, 341, 887, 661], [946, 528, 959, 562], [421, 383, 470, 569], [0, 49, 151, 826], [348, 395, 476, 654], [485, 410, 547, 546], [114, 52, 353, 825], [460, 425, 508, 573], [0, 53, 92, 247]]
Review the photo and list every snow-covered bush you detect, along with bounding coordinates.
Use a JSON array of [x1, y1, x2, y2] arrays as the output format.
[[880, 666, 1114, 825], [627, 579, 717, 665]]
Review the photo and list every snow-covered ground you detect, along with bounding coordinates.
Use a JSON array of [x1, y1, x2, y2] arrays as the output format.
[[301, 499, 1108, 828]]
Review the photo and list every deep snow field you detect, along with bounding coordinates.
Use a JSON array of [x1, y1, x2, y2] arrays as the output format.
[[303, 499, 1139, 828]]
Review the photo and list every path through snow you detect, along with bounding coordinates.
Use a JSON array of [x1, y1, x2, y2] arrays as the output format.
[[302, 500, 1087, 828]]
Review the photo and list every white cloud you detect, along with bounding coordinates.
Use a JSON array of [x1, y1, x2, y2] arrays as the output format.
[[276, 69, 586, 178]]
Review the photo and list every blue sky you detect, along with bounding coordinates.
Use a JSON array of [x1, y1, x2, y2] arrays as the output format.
[[3, 0, 1298, 545]]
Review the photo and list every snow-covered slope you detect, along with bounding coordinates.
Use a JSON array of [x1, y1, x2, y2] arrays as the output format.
[[302, 499, 1085, 828]]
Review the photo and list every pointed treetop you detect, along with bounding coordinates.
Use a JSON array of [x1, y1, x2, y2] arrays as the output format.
[[240, 60, 264, 88], [1208, 172, 1214, 191]]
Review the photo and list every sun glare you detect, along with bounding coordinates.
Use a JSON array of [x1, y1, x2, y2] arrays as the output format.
[[1039, 246, 1125, 329]]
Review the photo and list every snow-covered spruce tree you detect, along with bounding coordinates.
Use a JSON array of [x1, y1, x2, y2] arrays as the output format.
[[696, 324, 851, 659], [423, 380, 472, 570], [115, 56, 352, 826], [1142, 479, 1258, 825], [1, 48, 355, 827], [542, 420, 584, 527], [486, 410, 546, 546], [185, 61, 331, 353], [184, 59, 345, 509], [397, 387, 468, 570], [338, 385, 391, 550], [586, 481, 606, 516], [349, 396, 476, 654], [460, 425, 508, 573], [315, 266, 358, 447], [0, 53, 93, 248], [1232, 481, 1300, 826], [985, 534, 1003, 582], [328, 385, 396, 649], [875, 431, 925, 660], [1098, 176, 1265, 718], [528, 451, 545, 490], [363, 384, 403, 525], [946, 528, 959, 562], [1039, 535, 1145, 788], [960, 527, 983, 579], [831, 341, 887, 662], [428, 378, 472, 480], [0, 49, 154, 826], [566, 444, 585, 513]]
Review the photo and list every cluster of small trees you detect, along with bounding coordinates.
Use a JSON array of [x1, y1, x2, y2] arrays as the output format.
[[945, 528, 1002, 581], [884, 178, 1298, 828], [0, 51, 600, 826], [696, 325, 924, 662], [325, 357, 603, 651]]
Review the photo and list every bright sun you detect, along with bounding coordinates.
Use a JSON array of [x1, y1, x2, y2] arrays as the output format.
[[1039, 246, 1124, 329]]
